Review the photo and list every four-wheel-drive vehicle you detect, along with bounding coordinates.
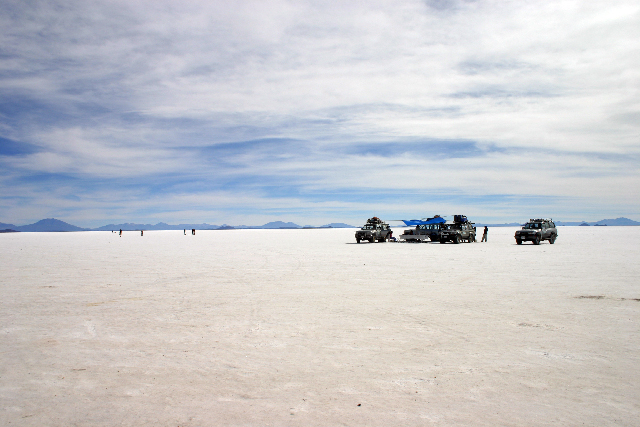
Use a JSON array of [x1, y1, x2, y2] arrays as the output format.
[[515, 219, 557, 245], [399, 215, 445, 242], [355, 217, 392, 243], [439, 215, 476, 244]]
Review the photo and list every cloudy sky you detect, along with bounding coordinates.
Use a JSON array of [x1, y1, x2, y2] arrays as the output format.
[[1, 0, 639, 227]]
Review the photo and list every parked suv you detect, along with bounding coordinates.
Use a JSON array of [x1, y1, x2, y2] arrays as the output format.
[[355, 217, 392, 243], [439, 215, 476, 244], [515, 219, 557, 245], [399, 216, 444, 242]]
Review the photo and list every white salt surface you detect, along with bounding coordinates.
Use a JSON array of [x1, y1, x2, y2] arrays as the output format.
[[1, 227, 639, 426]]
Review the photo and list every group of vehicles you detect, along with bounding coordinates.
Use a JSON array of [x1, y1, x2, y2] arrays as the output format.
[[397, 215, 476, 244], [355, 216, 558, 245]]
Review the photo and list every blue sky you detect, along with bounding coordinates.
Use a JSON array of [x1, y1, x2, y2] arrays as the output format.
[[1, 0, 639, 227]]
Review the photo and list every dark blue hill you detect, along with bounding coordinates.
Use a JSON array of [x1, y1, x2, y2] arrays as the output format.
[[261, 221, 301, 229], [592, 217, 639, 226], [17, 218, 89, 232]]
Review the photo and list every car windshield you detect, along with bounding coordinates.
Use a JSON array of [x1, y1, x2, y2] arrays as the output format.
[[362, 225, 374, 230], [525, 223, 541, 229]]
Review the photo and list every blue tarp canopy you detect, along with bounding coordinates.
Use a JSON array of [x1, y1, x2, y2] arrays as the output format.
[[401, 217, 446, 226]]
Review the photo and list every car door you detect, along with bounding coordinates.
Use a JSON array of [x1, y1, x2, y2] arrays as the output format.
[[541, 223, 549, 240]]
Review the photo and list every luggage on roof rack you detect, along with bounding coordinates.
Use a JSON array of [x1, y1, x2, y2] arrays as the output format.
[[454, 215, 469, 224]]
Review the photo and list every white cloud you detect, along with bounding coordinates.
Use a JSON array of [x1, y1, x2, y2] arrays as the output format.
[[0, 0, 639, 225]]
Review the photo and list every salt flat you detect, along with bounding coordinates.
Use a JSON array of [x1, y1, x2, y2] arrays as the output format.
[[1, 226, 639, 426]]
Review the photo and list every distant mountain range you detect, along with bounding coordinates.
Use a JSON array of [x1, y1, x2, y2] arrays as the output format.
[[1, 218, 88, 232], [557, 218, 640, 226], [0, 218, 358, 232], [475, 218, 640, 227], [1, 217, 638, 232]]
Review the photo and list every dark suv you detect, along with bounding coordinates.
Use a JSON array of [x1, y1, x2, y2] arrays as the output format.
[[515, 219, 557, 245], [355, 217, 392, 243], [439, 215, 476, 244]]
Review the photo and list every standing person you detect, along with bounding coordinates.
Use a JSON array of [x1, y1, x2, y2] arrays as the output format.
[[184, 229, 186, 235], [119, 229, 122, 236], [141, 230, 143, 236], [481, 226, 488, 242]]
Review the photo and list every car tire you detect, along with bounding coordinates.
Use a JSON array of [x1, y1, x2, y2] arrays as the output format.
[[440, 239, 446, 244], [453, 235, 460, 244], [356, 238, 360, 243], [549, 235, 556, 244], [516, 239, 522, 245], [533, 236, 541, 245]]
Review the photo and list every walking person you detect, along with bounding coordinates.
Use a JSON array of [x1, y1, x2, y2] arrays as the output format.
[[119, 229, 122, 236], [481, 226, 488, 242]]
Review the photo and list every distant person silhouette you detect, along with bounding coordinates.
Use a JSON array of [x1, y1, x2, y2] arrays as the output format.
[[119, 229, 122, 237], [481, 226, 488, 242]]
